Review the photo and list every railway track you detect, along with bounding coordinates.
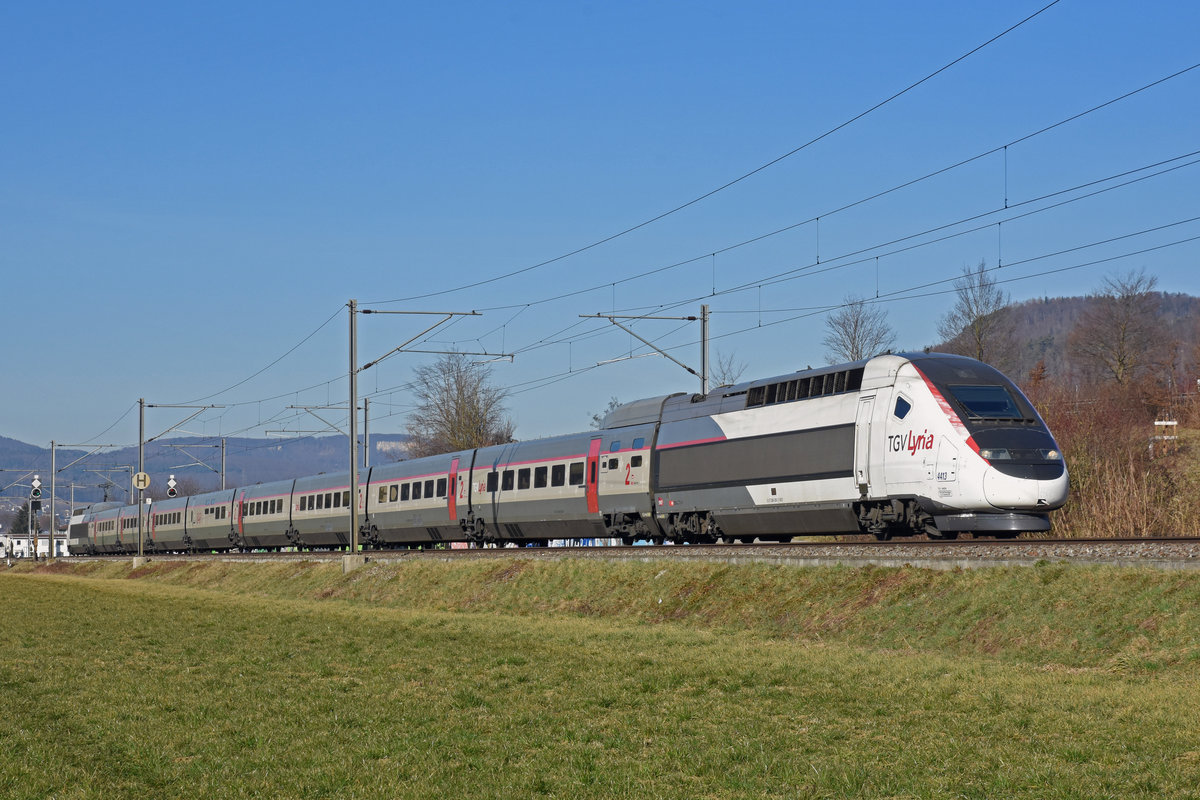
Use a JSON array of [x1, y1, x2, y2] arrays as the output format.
[[66, 535, 1200, 571]]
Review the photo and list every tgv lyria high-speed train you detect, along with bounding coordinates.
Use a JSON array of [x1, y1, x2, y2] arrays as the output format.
[[69, 352, 1068, 553]]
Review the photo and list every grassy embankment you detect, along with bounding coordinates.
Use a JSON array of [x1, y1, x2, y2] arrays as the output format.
[[3, 558, 1200, 798]]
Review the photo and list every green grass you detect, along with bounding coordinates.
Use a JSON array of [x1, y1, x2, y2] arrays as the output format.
[[3, 560, 1200, 797]]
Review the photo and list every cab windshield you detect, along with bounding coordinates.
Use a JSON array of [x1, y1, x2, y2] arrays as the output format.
[[946, 385, 1024, 420]]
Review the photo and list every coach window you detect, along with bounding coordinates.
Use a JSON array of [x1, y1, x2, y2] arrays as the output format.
[[534, 466, 548, 488], [412, 482, 422, 500], [607, 458, 618, 470], [400, 483, 411, 501], [894, 396, 912, 420], [436, 478, 447, 497], [423, 480, 435, 498], [631, 455, 643, 468], [569, 462, 585, 486], [343, 490, 351, 507], [389, 485, 399, 503], [517, 469, 530, 490], [378, 486, 387, 504], [632, 437, 644, 449], [486, 472, 498, 492], [551, 464, 566, 487], [316, 494, 324, 510], [501, 470, 514, 491]]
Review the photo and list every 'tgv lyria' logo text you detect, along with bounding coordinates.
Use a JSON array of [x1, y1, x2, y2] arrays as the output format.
[[889, 430, 934, 455]]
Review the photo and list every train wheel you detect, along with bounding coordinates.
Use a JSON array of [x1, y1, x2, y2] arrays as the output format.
[[926, 524, 958, 541]]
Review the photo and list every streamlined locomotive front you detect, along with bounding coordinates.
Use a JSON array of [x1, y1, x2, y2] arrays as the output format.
[[888, 354, 1068, 535]]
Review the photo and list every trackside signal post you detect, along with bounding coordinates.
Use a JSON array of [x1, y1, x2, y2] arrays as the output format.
[[30, 475, 41, 561]]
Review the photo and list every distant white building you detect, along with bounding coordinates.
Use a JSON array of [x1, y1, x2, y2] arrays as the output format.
[[1, 530, 68, 558]]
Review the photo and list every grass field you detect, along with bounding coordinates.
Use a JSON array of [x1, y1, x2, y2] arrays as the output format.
[[3, 559, 1200, 798]]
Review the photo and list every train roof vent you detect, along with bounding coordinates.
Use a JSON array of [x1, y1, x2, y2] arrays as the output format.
[[600, 394, 683, 428]]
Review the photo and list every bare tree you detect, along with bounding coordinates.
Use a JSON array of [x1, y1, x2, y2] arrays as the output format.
[[405, 353, 515, 458], [822, 295, 896, 364], [590, 397, 622, 429], [710, 350, 748, 386], [937, 259, 1013, 369], [1067, 269, 1163, 385]]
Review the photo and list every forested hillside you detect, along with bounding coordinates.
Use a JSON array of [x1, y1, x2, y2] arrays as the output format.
[[997, 292, 1200, 381]]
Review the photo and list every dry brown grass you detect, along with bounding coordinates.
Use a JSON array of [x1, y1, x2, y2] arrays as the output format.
[[1028, 379, 1199, 537]]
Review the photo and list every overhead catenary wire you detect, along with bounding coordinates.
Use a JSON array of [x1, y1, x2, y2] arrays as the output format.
[[488, 153, 1199, 358], [506, 231, 1200, 400], [442, 62, 1200, 317], [151, 62, 1199, 431], [365, 0, 1064, 307], [122, 44, 1198, 444]]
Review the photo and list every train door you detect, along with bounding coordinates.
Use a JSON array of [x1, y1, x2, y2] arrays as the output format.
[[854, 396, 876, 496], [448, 457, 460, 523], [586, 437, 602, 514], [235, 490, 246, 538]]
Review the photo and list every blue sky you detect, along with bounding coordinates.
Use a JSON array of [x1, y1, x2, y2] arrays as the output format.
[[3, 1, 1198, 450]]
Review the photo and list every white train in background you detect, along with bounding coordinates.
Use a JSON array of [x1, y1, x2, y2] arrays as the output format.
[[70, 352, 1068, 553]]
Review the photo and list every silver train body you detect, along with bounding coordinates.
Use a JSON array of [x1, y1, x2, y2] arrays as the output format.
[[68, 353, 1068, 553]]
